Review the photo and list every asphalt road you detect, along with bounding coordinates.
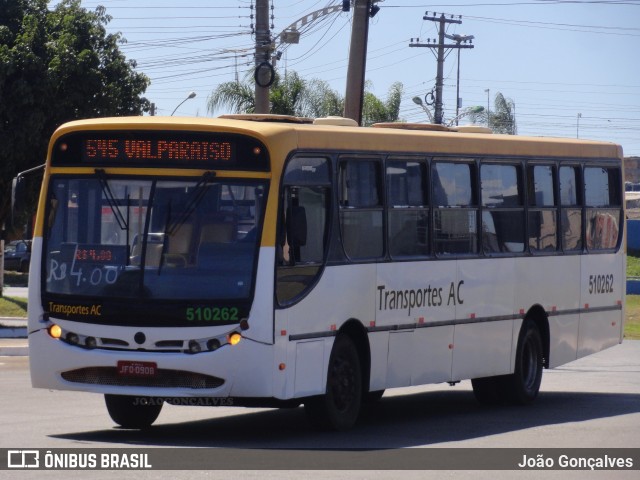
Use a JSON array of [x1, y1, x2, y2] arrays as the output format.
[[1, 341, 638, 480]]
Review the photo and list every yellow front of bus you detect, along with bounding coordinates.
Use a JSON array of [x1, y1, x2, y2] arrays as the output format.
[[28, 119, 288, 425]]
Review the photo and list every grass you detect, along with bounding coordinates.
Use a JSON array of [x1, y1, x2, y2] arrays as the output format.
[[624, 295, 640, 340], [628, 251, 640, 277], [0, 296, 27, 318]]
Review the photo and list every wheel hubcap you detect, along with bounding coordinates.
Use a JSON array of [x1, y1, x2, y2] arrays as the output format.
[[330, 355, 355, 411]]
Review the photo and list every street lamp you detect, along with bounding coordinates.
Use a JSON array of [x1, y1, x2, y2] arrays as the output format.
[[484, 88, 490, 128], [412, 96, 434, 123], [171, 91, 197, 116]]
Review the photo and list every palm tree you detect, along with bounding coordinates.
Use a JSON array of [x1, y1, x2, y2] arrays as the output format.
[[469, 92, 517, 134], [208, 71, 315, 117], [305, 78, 344, 118], [362, 81, 403, 126], [491, 92, 517, 135], [269, 71, 309, 117], [207, 79, 256, 114], [207, 71, 404, 126]]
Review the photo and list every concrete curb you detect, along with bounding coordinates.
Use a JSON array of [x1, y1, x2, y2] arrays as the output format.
[[0, 317, 27, 341], [0, 318, 28, 355], [0, 338, 28, 357]]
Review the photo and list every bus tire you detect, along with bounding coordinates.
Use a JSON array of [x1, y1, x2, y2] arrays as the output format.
[[304, 334, 362, 431], [104, 394, 163, 429], [505, 319, 544, 405]]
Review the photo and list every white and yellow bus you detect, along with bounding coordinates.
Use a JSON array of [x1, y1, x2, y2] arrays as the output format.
[[24, 115, 625, 430]]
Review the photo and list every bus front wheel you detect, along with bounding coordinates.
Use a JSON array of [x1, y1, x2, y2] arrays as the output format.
[[104, 394, 163, 429], [304, 334, 363, 431], [506, 319, 544, 404]]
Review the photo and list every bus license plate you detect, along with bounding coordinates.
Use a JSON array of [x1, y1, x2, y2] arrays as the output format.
[[117, 361, 157, 377]]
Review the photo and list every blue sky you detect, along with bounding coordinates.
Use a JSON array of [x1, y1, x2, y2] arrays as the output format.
[[68, 1, 640, 156]]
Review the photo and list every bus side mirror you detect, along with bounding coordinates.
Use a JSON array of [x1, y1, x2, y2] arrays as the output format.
[[11, 175, 26, 227], [286, 205, 307, 248]]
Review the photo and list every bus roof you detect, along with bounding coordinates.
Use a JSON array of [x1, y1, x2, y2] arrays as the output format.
[[51, 116, 623, 161]]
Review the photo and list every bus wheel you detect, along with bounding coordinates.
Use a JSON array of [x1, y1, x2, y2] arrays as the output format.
[[304, 335, 362, 431], [104, 395, 163, 429], [506, 319, 544, 405]]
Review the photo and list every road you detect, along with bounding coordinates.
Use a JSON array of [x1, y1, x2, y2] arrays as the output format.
[[0, 341, 638, 479]]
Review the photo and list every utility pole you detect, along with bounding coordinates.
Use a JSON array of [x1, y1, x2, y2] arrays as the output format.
[[254, 0, 272, 114], [410, 13, 473, 124], [344, 0, 373, 125]]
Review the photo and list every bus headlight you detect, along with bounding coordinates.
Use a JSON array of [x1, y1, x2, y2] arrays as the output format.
[[206, 338, 221, 351], [188, 340, 202, 354], [187, 331, 241, 354], [48, 324, 62, 339]]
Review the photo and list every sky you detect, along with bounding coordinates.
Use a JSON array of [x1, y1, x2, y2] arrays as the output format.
[[59, 0, 640, 156]]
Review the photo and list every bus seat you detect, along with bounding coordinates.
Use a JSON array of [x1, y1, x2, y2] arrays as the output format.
[[164, 223, 194, 267], [197, 219, 238, 269], [130, 233, 164, 267]]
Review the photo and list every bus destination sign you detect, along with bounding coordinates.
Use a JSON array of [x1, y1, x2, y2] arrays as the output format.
[[84, 138, 233, 163], [52, 130, 270, 171]]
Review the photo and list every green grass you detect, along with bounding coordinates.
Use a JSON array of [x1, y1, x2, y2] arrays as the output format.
[[624, 295, 640, 340], [628, 251, 640, 277], [0, 296, 27, 318]]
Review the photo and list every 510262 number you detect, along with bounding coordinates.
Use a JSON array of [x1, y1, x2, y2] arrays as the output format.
[[186, 307, 239, 322], [588, 274, 614, 295]]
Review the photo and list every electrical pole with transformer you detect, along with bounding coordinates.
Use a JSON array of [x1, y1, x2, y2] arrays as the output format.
[[410, 13, 474, 124]]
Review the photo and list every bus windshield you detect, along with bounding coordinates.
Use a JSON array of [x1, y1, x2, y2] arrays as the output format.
[[44, 175, 266, 301]]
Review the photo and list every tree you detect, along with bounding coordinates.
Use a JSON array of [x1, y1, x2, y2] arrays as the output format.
[[491, 92, 517, 135], [269, 71, 310, 117], [0, 0, 150, 229], [206, 78, 257, 115], [362, 81, 403, 127], [208, 72, 404, 126], [208, 71, 330, 118], [469, 92, 517, 134], [304, 78, 344, 118]]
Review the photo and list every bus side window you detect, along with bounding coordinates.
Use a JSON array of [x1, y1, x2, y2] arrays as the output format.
[[559, 166, 582, 251], [338, 159, 384, 260], [584, 166, 621, 251], [387, 159, 429, 258], [527, 164, 558, 253], [433, 161, 478, 255], [480, 162, 525, 254], [277, 156, 330, 305]]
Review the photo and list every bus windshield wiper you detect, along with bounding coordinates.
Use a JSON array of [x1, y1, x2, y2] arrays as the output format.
[[166, 171, 216, 235], [95, 169, 128, 230]]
